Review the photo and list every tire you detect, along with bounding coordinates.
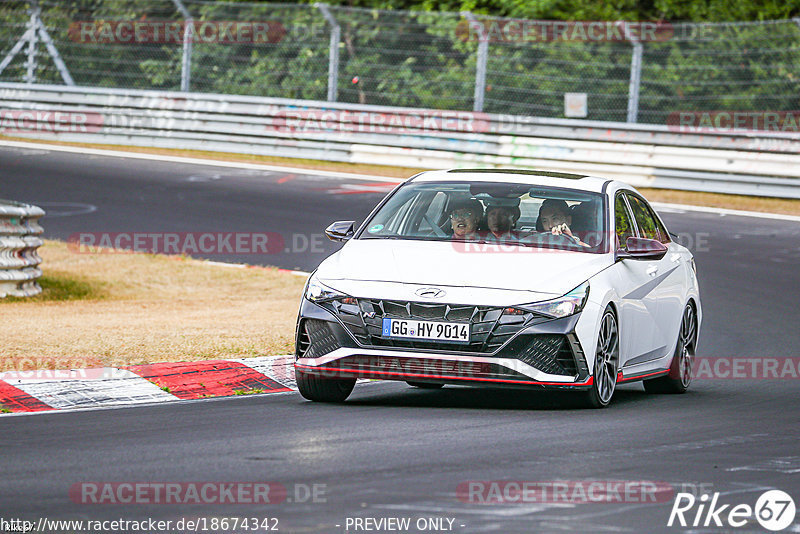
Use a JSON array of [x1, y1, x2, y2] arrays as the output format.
[[583, 307, 619, 408], [644, 302, 697, 394], [406, 381, 444, 389], [295, 369, 356, 402]]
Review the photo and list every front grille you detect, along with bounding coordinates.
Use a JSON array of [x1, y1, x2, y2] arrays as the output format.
[[320, 298, 548, 354], [298, 319, 341, 358], [501, 334, 578, 376]]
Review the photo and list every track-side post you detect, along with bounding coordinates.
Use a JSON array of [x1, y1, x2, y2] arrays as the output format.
[[317, 4, 341, 102], [462, 11, 488, 113]]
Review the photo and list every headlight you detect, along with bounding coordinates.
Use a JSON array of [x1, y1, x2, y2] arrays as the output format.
[[519, 281, 590, 318], [305, 275, 348, 302]]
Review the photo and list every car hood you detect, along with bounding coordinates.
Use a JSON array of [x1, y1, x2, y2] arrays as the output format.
[[316, 239, 611, 301]]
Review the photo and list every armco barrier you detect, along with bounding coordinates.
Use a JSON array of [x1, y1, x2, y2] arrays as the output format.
[[1, 83, 800, 198], [0, 200, 45, 298]]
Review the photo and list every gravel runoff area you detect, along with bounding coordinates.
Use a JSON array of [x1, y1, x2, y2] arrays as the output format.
[[0, 240, 307, 371]]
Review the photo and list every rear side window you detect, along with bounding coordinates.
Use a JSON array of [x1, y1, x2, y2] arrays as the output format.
[[614, 194, 636, 248], [627, 194, 670, 244]]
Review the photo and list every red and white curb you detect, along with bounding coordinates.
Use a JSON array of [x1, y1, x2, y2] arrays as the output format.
[[0, 355, 297, 414]]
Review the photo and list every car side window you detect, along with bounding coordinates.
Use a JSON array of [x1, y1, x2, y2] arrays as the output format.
[[640, 197, 671, 244], [653, 216, 671, 244], [627, 194, 669, 243], [614, 194, 636, 249]]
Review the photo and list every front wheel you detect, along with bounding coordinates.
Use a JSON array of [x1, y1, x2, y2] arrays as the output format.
[[583, 307, 619, 408], [644, 303, 697, 394], [295, 369, 356, 402]]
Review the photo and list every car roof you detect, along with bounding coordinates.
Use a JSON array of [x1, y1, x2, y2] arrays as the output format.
[[410, 169, 612, 193]]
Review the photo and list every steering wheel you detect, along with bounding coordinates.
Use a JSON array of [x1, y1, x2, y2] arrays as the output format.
[[522, 231, 576, 246]]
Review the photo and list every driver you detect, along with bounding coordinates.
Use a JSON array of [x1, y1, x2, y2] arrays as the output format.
[[449, 198, 483, 240], [538, 199, 589, 247]]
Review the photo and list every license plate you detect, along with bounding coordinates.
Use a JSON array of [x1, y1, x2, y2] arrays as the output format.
[[382, 318, 469, 342]]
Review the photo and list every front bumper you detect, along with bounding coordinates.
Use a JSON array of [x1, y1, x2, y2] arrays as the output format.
[[294, 297, 593, 390]]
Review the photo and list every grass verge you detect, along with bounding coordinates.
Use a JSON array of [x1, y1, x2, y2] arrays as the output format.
[[0, 240, 306, 371], [3, 135, 799, 216]]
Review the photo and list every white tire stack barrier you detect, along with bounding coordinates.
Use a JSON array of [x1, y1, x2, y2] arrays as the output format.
[[0, 200, 45, 298]]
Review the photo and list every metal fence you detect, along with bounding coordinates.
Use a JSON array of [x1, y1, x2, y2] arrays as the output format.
[[2, 82, 799, 198], [1, 1, 799, 125]]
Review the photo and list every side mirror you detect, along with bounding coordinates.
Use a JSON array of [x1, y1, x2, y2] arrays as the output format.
[[325, 221, 355, 242], [616, 237, 668, 261]]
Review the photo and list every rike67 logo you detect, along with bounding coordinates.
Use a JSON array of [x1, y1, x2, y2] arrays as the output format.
[[668, 490, 796, 531]]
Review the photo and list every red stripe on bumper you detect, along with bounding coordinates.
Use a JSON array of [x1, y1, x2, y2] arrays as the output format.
[[125, 361, 291, 399], [618, 369, 670, 383], [295, 364, 593, 387], [0, 380, 54, 412]]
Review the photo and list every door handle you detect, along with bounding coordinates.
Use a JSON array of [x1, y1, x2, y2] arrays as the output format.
[[646, 265, 658, 277], [670, 253, 681, 263]]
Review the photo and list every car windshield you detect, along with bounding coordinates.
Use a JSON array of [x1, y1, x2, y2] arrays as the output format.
[[358, 181, 608, 253]]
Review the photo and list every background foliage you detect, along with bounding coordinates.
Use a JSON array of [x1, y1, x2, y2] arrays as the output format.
[[1, 0, 798, 123]]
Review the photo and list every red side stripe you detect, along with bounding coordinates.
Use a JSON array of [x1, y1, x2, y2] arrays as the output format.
[[618, 369, 670, 383], [0, 380, 54, 412], [125, 361, 291, 400]]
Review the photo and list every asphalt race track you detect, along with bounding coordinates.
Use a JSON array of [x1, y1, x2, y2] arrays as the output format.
[[1, 145, 800, 533]]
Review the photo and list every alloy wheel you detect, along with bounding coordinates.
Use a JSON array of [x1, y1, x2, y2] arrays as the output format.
[[594, 311, 619, 405]]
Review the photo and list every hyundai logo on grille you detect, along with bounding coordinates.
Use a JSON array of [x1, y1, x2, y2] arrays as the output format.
[[416, 287, 446, 299]]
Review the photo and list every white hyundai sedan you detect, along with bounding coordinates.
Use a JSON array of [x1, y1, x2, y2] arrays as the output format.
[[294, 169, 701, 407]]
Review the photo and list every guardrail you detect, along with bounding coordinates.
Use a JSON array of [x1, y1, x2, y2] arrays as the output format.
[[0, 199, 45, 298], [2, 82, 800, 198]]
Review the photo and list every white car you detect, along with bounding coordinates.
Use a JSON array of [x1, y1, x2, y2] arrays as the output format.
[[294, 169, 701, 407]]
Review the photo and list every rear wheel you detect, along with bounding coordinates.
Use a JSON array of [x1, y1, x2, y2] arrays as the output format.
[[406, 381, 444, 389], [295, 369, 356, 402], [644, 303, 697, 394], [583, 307, 619, 408]]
